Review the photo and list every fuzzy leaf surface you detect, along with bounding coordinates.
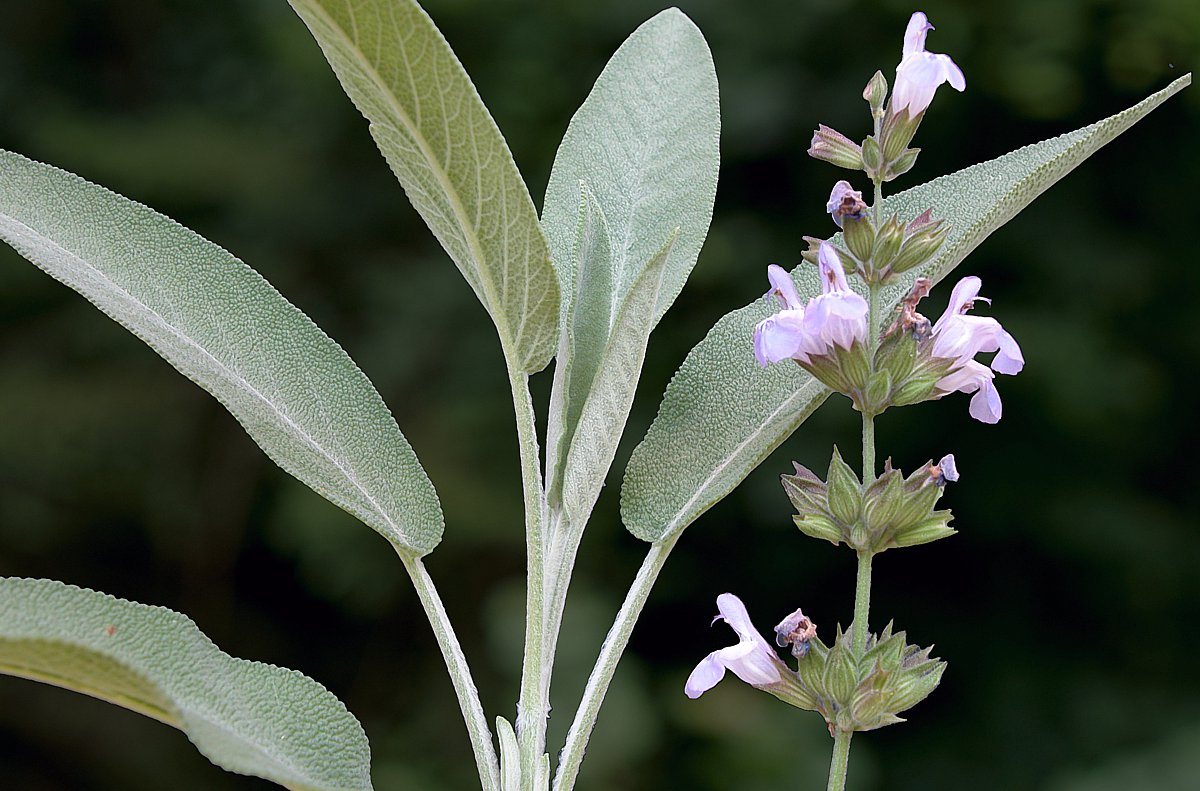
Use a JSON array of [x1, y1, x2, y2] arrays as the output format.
[[0, 150, 444, 555], [561, 230, 677, 525], [288, 0, 560, 373], [622, 75, 1190, 543], [541, 8, 719, 497], [0, 578, 371, 791]]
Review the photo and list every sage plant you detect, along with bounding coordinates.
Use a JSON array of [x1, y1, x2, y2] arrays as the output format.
[[0, 2, 1188, 789]]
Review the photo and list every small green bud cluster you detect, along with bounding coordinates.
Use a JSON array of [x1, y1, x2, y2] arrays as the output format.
[[808, 70, 930, 184], [802, 208, 947, 287], [790, 624, 945, 733], [782, 449, 956, 553]]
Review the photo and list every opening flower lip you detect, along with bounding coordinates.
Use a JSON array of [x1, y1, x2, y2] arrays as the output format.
[[892, 11, 965, 116], [927, 276, 1023, 424], [752, 249, 868, 369], [684, 593, 784, 699]]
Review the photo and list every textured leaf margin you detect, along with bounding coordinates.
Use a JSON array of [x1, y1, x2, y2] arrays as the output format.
[[0, 578, 372, 791], [622, 75, 1191, 543], [288, 0, 560, 374], [0, 149, 444, 555]]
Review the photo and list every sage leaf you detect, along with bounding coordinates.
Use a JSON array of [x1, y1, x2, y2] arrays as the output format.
[[622, 74, 1190, 543], [546, 183, 615, 508], [541, 8, 718, 326], [541, 8, 719, 500], [0, 578, 371, 791], [0, 149, 444, 556], [288, 0, 560, 374], [561, 230, 678, 526]]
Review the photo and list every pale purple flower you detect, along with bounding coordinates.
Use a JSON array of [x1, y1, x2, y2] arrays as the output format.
[[753, 244, 869, 367], [929, 276, 1024, 423], [826, 181, 866, 228], [685, 594, 783, 699], [891, 12, 965, 116]]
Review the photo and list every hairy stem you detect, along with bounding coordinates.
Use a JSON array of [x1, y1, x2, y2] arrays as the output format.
[[401, 555, 500, 791], [553, 534, 680, 791], [827, 729, 853, 791], [852, 548, 874, 653], [509, 366, 550, 779]]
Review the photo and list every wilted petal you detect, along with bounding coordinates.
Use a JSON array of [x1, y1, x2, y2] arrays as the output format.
[[826, 181, 866, 229], [937, 453, 959, 483]]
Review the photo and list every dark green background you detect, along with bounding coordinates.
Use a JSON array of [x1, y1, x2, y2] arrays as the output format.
[[1, 1, 1196, 788]]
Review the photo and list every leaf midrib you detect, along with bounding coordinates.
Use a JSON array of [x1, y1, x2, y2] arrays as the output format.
[[0, 212, 400, 540], [301, 0, 523, 365]]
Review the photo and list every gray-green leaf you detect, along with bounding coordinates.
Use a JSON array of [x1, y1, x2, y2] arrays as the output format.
[[0, 149, 444, 556], [622, 74, 1190, 543], [288, 0, 560, 374], [0, 577, 371, 791], [561, 229, 677, 526], [541, 8, 719, 500], [541, 8, 718, 326], [546, 183, 615, 507]]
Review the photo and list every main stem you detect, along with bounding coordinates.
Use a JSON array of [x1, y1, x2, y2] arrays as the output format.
[[402, 555, 500, 791], [827, 730, 853, 791], [509, 366, 550, 779], [553, 535, 679, 791], [827, 176, 885, 791]]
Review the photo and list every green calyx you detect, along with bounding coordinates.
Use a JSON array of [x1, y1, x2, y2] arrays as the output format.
[[782, 451, 955, 553], [794, 623, 946, 734]]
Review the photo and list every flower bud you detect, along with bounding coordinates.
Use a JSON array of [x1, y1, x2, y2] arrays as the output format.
[[887, 147, 921, 180], [889, 214, 947, 275], [809, 124, 865, 171], [826, 447, 863, 527], [863, 70, 889, 116], [869, 215, 906, 280], [861, 135, 882, 176]]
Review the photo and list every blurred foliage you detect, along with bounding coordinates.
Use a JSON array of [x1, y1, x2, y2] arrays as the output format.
[[0, 0, 1197, 788]]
